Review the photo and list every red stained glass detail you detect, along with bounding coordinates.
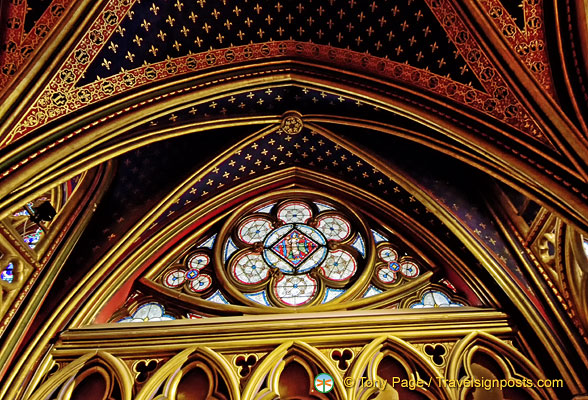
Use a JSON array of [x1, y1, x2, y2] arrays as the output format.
[[272, 229, 318, 267]]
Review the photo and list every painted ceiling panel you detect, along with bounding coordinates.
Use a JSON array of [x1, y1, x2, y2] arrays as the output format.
[[23, 0, 54, 33], [76, 0, 482, 87], [478, 0, 552, 93], [0, 0, 73, 91], [0, 0, 553, 150]]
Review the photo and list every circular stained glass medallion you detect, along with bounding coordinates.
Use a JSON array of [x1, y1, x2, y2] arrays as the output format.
[[400, 261, 420, 278], [316, 215, 351, 241], [163, 269, 186, 288], [189, 275, 212, 292], [238, 217, 273, 244], [233, 252, 271, 284], [277, 202, 312, 224], [376, 265, 396, 284], [188, 253, 210, 269]]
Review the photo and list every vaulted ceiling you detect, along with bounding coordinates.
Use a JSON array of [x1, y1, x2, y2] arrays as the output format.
[[1, 0, 587, 231]]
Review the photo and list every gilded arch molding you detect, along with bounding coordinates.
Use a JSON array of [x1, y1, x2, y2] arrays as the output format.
[[446, 331, 557, 399], [346, 335, 449, 399], [242, 341, 348, 400], [542, 0, 588, 138], [452, 0, 588, 174], [135, 346, 241, 400], [0, 162, 114, 386], [1, 0, 587, 398], [0, 71, 587, 232], [3, 120, 583, 398], [28, 350, 133, 400]]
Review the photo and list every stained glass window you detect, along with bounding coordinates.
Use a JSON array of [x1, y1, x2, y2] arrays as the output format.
[[8, 175, 82, 251], [410, 290, 464, 308], [226, 200, 365, 306], [118, 302, 175, 323], [583, 237, 588, 260], [11, 198, 48, 249], [162, 251, 214, 293], [147, 195, 470, 315], [23, 227, 44, 249], [1, 263, 14, 283]]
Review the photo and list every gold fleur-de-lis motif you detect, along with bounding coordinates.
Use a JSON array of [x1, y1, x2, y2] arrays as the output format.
[[125, 51, 135, 63], [133, 35, 143, 47], [101, 58, 111, 70]]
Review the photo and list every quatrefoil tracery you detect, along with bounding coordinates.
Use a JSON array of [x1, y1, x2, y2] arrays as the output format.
[[226, 199, 365, 307]]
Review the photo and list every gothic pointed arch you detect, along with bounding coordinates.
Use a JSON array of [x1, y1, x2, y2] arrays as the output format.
[[1, 111, 581, 398], [67, 118, 517, 323], [243, 341, 347, 400], [28, 351, 133, 400], [2, 1, 588, 397], [346, 336, 450, 400], [446, 331, 557, 399], [136, 346, 241, 400]]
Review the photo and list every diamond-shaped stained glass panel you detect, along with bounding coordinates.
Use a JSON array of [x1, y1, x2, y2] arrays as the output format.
[[271, 229, 318, 267]]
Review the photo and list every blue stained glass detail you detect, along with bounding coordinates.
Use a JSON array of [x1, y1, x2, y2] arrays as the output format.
[[296, 225, 328, 245], [200, 234, 217, 250], [23, 227, 44, 249], [224, 237, 239, 261], [363, 285, 383, 298], [263, 225, 292, 246], [410, 290, 464, 308], [186, 269, 199, 279], [351, 234, 365, 257], [371, 230, 388, 244], [205, 290, 230, 304], [1, 263, 14, 283], [13, 210, 30, 217], [583, 239, 588, 259], [389, 262, 400, 271], [245, 291, 271, 306], [323, 288, 345, 303], [117, 302, 175, 323]]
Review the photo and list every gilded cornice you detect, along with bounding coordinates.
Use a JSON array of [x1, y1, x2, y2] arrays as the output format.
[[55, 309, 513, 355]]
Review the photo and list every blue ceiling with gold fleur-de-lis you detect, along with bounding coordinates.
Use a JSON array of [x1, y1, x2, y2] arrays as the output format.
[[2, 0, 556, 150], [77, 0, 482, 88]]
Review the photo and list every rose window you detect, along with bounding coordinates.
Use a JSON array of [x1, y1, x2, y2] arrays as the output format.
[[225, 199, 364, 307], [151, 195, 465, 314]]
